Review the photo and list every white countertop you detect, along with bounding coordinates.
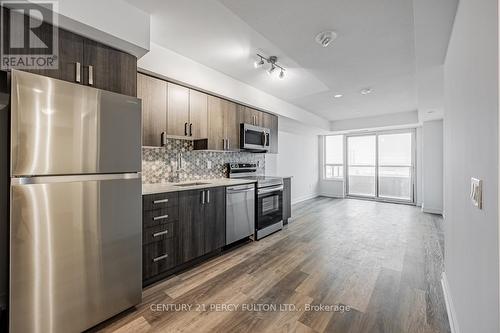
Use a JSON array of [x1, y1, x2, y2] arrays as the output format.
[[142, 178, 257, 195]]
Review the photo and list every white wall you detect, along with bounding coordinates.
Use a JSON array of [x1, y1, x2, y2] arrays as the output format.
[[416, 127, 423, 206], [422, 120, 443, 214], [266, 131, 320, 204], [443, 0, 499, 332]]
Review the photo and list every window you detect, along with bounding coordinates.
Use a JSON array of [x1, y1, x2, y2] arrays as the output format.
[[324, 135, 344, 179]]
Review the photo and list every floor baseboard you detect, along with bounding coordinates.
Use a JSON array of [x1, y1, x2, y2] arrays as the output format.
[[441, 272, 460, 333], [292, 193, 319, 205], [423, 206, 443, 215]]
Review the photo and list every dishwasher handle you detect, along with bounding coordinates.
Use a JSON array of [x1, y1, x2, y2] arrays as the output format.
[[227, 187, 255, 194], [226, 184, 255, 193]]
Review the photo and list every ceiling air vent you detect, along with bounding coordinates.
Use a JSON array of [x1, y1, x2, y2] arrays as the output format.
[[315, 31, 337, 48]]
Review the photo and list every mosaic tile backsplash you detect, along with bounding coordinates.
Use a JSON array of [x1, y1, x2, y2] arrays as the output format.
[[142, 138, 265, 184]]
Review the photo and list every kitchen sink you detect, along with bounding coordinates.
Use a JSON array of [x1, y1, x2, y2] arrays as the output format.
[[173, 182, 211, 187]]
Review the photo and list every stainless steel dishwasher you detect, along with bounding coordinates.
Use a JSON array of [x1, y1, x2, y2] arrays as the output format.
[[226, 184, 255, 245]]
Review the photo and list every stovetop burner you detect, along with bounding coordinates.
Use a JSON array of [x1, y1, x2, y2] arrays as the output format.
[[227, 163, 283, 188]]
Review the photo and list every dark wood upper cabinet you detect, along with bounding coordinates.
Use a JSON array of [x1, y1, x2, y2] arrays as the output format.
[[4, 7, 85, 83], [240, 106, 262, 126], [21, 28, 84, 83], [261, 112, 279, 153], [137, 73, 167, 147], [206, 96, 226, 150], [167, 83, 190, 137], [224, 100, 240, 151], [83, 39, 137, 96], [4, 8, 137, 97], [203, 96, 239, 151], [189, 90, 208, 139]]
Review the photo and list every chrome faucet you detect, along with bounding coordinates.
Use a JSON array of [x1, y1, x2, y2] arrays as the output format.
[[172, 152, 184, 183]]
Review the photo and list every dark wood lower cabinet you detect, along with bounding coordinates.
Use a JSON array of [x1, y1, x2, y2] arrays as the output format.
[[203, 187, 226, 253], [283, 177, 292, 224], [142, 238, 179, 280], [179, 189, 205, 263], [143, 187, 227, 285]]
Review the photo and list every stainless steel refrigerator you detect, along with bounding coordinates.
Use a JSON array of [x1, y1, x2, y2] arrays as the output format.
[[9, 70, 142, 333]]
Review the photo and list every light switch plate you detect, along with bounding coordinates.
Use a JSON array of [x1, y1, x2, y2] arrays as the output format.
[[470, 178, 483, 209]]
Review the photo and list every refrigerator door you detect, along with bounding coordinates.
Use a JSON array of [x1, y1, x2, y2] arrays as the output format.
[[10, 174, 142, 333], [10, 70, 141, 176]]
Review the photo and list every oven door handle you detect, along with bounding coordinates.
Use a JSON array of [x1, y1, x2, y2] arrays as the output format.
[[258, 185, 284, 195]]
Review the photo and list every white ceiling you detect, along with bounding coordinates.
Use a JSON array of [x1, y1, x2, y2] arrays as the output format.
[[125, 0, 457, 122]]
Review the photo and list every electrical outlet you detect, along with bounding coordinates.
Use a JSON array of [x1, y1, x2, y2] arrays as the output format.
[[470, 178, 483, 209], [207, 161, 212, 169]]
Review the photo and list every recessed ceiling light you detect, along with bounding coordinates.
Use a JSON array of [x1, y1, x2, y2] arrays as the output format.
[[334, 94, 343, 98], [360, 88, 373, 95], [315, 30, 338, 47]]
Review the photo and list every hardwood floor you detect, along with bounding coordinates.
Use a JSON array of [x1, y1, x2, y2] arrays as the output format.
[[92, 197, 450, 333]]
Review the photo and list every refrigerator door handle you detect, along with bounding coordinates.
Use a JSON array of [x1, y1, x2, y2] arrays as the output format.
[[11, 173, 141, 185]]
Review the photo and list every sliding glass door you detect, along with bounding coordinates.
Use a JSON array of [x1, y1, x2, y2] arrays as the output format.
[[346, 130, 415, 203], [347, 135, 376, 197]]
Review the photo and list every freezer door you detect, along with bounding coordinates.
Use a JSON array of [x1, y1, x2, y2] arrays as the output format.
[[10, 175, 142, 333], [11, 70, 141, 176]]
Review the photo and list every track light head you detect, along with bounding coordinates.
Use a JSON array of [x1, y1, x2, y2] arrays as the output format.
[[267, 64, 277, 76], [254, 57, 265, 68], [279, 70, 285, 79]]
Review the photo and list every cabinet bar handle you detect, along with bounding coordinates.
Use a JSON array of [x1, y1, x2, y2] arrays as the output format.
[[206, 190, 210, 204], [153, 230, 169, 237], [153, 214, 169, 221], [75, 62, 81, 83], [153, 198, 169, 204], [152, 254, 168, 262], [161, 132, 166, 146], [88, 65, 94, 86], [189, 123, 193, 136], [201, 190, 205, 205], [184, 122, 188, 136]]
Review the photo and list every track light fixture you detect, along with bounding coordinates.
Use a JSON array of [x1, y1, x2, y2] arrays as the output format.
[[254, 54, 286, 79]]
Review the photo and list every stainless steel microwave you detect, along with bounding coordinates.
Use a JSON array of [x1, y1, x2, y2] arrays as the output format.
[[240, 123, 271, 152]]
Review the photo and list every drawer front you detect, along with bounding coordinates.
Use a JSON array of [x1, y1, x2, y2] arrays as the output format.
[[143, 223, 175, 245], [143, 192, 179, 211], [143, 239, 178, 280], [143, 207, 179, 228]]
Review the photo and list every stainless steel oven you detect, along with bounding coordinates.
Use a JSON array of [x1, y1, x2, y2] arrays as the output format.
[[256, 184, 283, 240], [227, 163, 284, 240], [240, 123, 270, 152]]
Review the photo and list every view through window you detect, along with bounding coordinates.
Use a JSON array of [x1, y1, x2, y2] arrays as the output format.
[[324, 135, 343, 179]]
